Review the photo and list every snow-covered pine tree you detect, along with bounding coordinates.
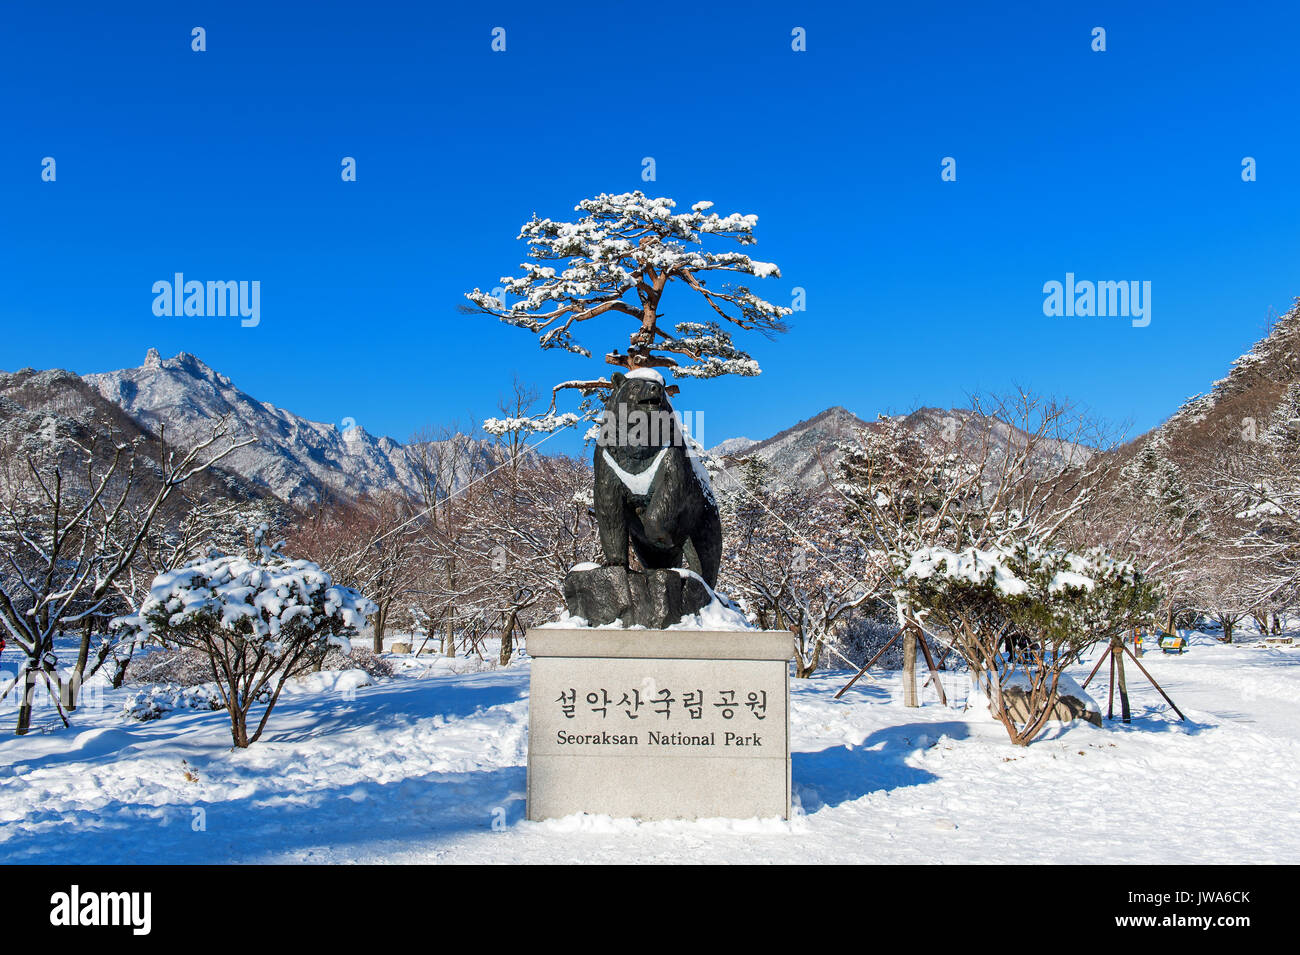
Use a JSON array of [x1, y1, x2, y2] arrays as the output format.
[[895, 543, 1159, 744], [465, 191, 791, 429], [113, 529, 377, 747]]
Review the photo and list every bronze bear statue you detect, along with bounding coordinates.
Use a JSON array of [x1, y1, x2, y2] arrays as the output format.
[[593, 371, 722, 589]]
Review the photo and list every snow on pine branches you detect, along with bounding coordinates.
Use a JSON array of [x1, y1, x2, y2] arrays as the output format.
[[466, 191, 790, 433], [112, 530, 377, 747], [899, 543, 1155, 632], [481, 411, 580, 437], [896, 542, 1159, 744], [127, 552, 373, 650]]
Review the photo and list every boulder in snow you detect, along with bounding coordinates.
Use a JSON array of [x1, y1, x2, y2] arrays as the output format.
[[999, 673, 1102, 728]]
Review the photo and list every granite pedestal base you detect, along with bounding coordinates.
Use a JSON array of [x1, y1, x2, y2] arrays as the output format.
[[526, 629, 793, 821]]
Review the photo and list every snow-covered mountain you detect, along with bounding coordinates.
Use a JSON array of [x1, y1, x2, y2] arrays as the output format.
[[83, 350, 418, 507], [899, 406, 1094, 472], [83, 349, 497, 508], [1128, 298, 1300, 467], [708, 436, 759, 457], [9, 347, 1100, 508], [708, 406, 870, 488], [0, 365, 266, 505], [707, 404, 1093, 490]]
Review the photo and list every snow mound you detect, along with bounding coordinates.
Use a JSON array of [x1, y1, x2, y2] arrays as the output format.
[[280, 668, 373, 697]]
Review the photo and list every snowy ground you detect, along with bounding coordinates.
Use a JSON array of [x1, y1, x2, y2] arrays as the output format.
[[0, 630, 1296, 864]]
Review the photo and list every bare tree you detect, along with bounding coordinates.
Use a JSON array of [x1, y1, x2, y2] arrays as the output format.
[[717, 457, 877, 677], [0, 418, 250, 734], [475, 453, 597, 664], [1084, 433, 1211, 634], [286, 492, 422, 654], [407, 424, 491, 657]]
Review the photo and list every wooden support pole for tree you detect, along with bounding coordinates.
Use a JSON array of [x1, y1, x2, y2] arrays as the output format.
[[1081, 643, 1111, 690], [1107, 650, 1116, 720], [834, 629, 901, 699], [1083, 639, 1187, 724], [1121, 644, 1187, 721], [915, 628, 948, 706]]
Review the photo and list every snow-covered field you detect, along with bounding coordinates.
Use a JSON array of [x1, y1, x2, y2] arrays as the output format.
[[0, 631, 1296, 864]]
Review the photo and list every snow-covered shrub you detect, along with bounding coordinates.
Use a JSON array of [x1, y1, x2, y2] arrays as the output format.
[[123, 684, 218, 721], [112, 542, 377, 747], [307, 646, 394, 681], [125, 648, 216, 687], [897, 543, 1159, 744], [122, 682, 269, 721]]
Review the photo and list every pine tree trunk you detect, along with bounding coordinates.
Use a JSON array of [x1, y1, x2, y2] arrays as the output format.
[[15, 673, 33, 736], [69, 624, 91, 711], [230, 704, 249, 748]]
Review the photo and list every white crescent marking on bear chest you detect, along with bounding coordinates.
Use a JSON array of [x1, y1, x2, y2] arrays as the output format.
[[601, 448, 669, 497]]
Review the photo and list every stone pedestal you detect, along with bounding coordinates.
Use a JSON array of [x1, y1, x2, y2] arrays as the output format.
[[526, 628, 793, 821]]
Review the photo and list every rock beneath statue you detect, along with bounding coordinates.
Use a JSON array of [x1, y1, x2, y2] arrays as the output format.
[[563, 564, 713, 629]]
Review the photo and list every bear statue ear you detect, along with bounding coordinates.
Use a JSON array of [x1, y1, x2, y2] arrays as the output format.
[[611, 372, 626, 387]]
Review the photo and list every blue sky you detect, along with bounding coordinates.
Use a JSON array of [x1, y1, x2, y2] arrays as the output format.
[[4, 0, 1299, 452]]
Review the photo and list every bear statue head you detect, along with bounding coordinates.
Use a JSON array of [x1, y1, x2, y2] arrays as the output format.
[[598, 370, 680, 456]]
